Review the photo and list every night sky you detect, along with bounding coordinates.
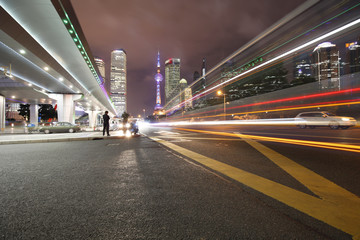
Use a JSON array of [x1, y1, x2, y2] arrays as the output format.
[[70, 0, 306, 117]]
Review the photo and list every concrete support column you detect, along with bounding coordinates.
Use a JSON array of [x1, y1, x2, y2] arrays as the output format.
[[49, 94, 82, 124], [86, 110, 101, 129], [29, 104, 39, 127], [0, 95, 5, 132]]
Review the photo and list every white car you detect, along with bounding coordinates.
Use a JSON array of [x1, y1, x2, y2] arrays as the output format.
[[295, 111, 357, 129]]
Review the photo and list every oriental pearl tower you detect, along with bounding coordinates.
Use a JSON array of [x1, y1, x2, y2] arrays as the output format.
[[154, 51, 163, 112]]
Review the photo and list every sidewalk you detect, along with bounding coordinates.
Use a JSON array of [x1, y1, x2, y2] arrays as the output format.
[[0, 127, 134, 145]]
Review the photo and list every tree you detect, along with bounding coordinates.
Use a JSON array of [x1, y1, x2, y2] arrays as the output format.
[[38, 104, 57, 121], [18, 104, 30, 121], [121, 111, 130, 123]]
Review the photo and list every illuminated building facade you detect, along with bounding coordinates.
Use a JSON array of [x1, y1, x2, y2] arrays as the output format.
[[345, 41, 360, 74], [294, 59, 311, 78], [184, 87, 193, 109], [312, 42, 340, 89], [166, 78, 193, 110], [94, 57, 105, 82], [110, 49, 127, 115], [165, 58, 180, 103], [179, 79, 193, 109], [155, 52, 163, 110]]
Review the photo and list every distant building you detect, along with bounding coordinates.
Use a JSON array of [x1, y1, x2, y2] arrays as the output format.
[[110, 49, 127, 115], [94, 57, 105, 82], [184, 87, 193, 109], [294, 58, 312, 78], [154, 52, 164, 115], [179, 79, 193, 109], [165, 58, 180, 103], [312, 42, 340, 90], [345, 41, 360, 74], [201, 58, 206, 88], [166, 78, 192, 111], [193, 71, 200, 82]]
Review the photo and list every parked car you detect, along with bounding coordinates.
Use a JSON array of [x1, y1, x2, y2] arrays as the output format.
[[295, 111, 357, 129], [37, 122, 81, 133]]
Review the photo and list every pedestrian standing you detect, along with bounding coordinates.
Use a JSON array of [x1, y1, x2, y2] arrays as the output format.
[[103, 111, 110, 136]]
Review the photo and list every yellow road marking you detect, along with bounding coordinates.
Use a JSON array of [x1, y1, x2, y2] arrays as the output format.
[[150, 134, 360, 239], [237, 135, 360, 203], [156, 136, 244, 141]]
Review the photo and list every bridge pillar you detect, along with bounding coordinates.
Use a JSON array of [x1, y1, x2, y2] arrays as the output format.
[[86, 110, 101, 129], [49, 94, 82, 124], [0, 95, 5, 132], [29, 104, 39, 127]]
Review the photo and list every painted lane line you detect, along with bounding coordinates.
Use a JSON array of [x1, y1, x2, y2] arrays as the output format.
[[149, 136, 360, 239]]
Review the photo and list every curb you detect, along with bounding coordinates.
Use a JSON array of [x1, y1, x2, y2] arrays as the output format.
[[0, 135, 127, 145]]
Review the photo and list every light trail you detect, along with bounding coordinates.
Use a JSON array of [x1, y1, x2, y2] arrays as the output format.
[[174, 128, 360, 153], [168, 98, 360, 121], [166, 17, 360, 113]]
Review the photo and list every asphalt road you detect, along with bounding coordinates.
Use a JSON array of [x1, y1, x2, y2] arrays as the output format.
[[0, 125, 358, 239]]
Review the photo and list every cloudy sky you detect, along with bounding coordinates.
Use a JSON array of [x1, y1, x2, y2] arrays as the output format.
[[70, 0, 306, 116]]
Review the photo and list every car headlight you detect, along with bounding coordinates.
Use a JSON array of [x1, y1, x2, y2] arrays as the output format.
[[125, 123, 131, 128], [341, 118, 350, 121]]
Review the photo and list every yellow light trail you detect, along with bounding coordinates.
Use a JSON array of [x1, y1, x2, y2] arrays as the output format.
[[175, 128, 360, 153]]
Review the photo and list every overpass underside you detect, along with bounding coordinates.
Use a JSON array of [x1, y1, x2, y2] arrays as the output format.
[[0, 0, 116, 131]]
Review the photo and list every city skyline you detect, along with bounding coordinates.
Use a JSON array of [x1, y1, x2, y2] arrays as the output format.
[[71, 0, 307, 116]]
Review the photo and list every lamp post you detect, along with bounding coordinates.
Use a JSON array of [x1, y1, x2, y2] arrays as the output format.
[[217, 90, 226, 120], [143, 109, 145, 119]]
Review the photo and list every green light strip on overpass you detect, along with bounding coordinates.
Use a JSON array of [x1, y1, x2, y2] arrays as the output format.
[[60, 11, 102, 86]]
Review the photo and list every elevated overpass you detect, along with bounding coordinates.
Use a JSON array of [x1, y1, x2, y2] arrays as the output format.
[[0, 0, 116, 131]]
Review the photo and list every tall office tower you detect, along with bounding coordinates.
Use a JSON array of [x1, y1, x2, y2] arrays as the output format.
[[154, 52, 163, 111], [110, 49, 127, 115], [94, 57, 106, 82], [312, 42, 340, 90], [165, 58, 180, 103]]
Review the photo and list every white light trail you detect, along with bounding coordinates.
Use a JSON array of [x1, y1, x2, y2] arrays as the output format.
[[149, 118, 305, 127], [169, 17, 360, 112]]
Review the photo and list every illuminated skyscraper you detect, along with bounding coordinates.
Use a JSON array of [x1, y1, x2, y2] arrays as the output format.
[[110, 49, 127, 115], [154, 52, 163, 111], [165, 58, 180, 103]]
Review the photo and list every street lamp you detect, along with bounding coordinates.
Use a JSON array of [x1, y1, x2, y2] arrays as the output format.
[[217, 90, 226, 120], [143, 109, 145, 119]]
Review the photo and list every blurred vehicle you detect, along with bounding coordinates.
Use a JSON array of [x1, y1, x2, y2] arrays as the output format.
[[130, 121, 139, 135], [119, 121, 139, 136], [295, 111, 357, 129], [30, 122, 81, 133]]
